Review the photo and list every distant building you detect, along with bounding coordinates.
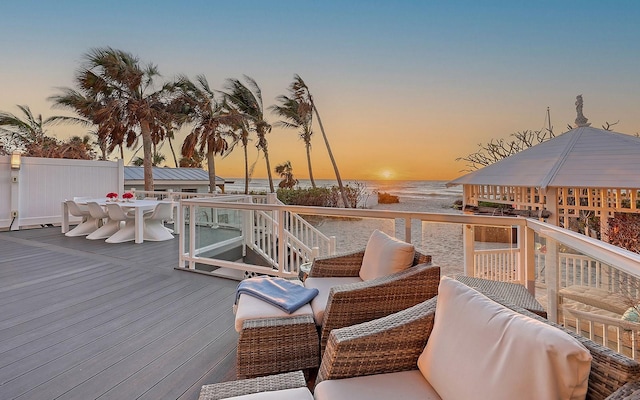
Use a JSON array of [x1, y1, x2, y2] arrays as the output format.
[[124, 166, 231, 193]]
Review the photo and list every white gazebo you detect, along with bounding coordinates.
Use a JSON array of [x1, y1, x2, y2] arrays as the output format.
[[449, 96, 640, 243]]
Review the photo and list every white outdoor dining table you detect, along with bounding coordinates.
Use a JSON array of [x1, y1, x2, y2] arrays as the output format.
[[61, 199, 180, 244]]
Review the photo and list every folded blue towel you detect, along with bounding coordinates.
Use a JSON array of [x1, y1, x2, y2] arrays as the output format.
[[235, 277, 319, 314]]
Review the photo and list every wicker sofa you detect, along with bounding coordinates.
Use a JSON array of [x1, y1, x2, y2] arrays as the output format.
[[205, 279, 640, 400], [235, 247, 440, 378], [315, 286, 640, 400]]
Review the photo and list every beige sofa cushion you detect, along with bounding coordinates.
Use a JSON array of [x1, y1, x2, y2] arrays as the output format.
[[304, 277, 363, 325], [223, 387, 313, 399], [418, 277, 592, 400], [234, 293, 313, 332], [314, 370, 441, 400], [359, 229, 415, 281]]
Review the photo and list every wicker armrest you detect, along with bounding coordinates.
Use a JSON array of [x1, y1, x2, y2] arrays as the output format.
[[319, 264, 440, 352], [309, 249, 366, 277], [317, 296, 437, 384], [606, 381, 640, 399], [309, 248, 432, 278], [198, 370, 307, 400]]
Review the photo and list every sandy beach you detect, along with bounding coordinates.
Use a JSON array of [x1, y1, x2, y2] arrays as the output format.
[[310, 193, 465, 277]]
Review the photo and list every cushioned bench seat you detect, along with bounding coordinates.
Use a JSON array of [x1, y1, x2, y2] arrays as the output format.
[[559, 285, 632, 315], [314, 370, 440, 400]]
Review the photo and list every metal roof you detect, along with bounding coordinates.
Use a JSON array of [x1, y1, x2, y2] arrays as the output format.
[[448, 126, 640, 189], [124, 167, 225, 184]]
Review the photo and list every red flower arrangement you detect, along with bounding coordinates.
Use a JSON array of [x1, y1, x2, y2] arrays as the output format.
[[122, 192, 134, 200], [106, 192, 118, 199]]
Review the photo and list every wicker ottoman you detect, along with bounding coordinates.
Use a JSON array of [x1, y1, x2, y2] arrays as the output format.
[[237, 314, 319, 379], [236, 297, 319, 380]]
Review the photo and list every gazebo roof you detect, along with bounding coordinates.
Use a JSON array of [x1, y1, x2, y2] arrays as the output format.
[[448, 126, 640, 189]]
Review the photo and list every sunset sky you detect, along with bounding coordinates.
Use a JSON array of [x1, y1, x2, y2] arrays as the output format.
[[2, 1, 640, 181]]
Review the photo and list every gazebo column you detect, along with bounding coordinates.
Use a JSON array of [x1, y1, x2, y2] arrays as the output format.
[[600, 213, 611, 243], [543, 187, 559, 323]]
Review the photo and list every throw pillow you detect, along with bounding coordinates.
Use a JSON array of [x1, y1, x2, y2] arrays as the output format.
[[359, 229, 415, 281], [418, 277, 592, 400]]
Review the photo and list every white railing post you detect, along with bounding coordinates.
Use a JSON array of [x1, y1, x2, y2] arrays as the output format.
[[329, 236, 337, 255], [189, 204, 197, 269], [404, 217, 411, 243], [463, 224, 475, 276], [244, 196, 253, 257], [545, 238, 559, 323], [277, 208, 286, 275], [522, 224, 536, 294], [312, 246, 320, 260]]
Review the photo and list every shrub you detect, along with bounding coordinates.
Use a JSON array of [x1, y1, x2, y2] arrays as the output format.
[[378, 191, 399, 204]]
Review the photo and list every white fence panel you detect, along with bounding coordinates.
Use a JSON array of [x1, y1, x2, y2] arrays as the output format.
[[1, 156, 123, 229]]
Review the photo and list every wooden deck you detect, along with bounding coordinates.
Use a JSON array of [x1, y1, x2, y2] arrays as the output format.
[[0, 226, 238, 400]]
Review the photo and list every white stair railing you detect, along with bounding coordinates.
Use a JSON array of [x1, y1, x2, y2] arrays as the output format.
[[248, 194, 336, 274]]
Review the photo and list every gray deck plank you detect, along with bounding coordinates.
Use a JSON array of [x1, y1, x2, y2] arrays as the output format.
[[0, 226, 242, 400], [0, 275, 187, 364]]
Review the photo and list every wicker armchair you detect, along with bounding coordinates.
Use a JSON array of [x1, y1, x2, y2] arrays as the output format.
[[309, 249, 437, 353], [236, 249, 439, 378], [317, 294, 640, 400]]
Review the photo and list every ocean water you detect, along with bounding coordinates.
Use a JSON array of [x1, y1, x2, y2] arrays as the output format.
[[223, 178, 462, 203]]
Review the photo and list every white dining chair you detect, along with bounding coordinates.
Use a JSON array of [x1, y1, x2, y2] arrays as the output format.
[[143, 202, 174, 241], [86, 202, 121, 240], [65, 200, 101, 237], [104, 203, 136, 243]]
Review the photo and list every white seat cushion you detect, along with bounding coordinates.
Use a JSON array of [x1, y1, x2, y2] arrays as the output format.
[[304, 277, 363, 325], [234, 293, 313, 332], [418, 277, 592, 400], [359, 229, 415, 281], [314, 370, 441, 400], [223, 387, 313, 400]]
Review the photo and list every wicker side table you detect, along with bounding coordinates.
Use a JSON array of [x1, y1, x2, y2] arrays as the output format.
[[456, 276, 547, 318], [237, 314, 319, 379]]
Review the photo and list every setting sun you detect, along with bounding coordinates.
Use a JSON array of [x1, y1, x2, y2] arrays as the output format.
[[380, 169, 393, 180]]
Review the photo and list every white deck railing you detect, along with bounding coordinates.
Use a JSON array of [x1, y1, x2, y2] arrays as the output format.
[[177, 198, 640, 360], [134, 191, 335, 268], [563, 307, 640, 360], [473, 248, 521, 282]]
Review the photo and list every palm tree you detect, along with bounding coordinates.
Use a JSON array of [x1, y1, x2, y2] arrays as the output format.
[[56, 47, 175, 191], [225, 116, 252, 194], [270, 87, 316, 188], [222, 76, 274, 192], [0, 105, 54, 151], [49, 88, 113, 160], [178, 75, 241, 194], [275, 160, 298, 189], [291, 74, 349, 207]]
